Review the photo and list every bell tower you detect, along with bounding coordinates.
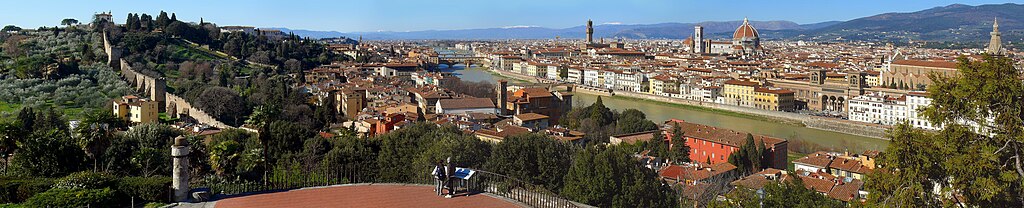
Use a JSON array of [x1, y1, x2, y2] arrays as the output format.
[[694, 25, 705, 54], [987, 18, 1003, 55], [586, 19, 594, 44]]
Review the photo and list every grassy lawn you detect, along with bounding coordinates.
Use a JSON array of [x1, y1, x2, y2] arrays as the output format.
[[62, 107, 86, 119], [606, 94, 802, 126], [169, 44, 219, 61], [787, 152, 804, 172]]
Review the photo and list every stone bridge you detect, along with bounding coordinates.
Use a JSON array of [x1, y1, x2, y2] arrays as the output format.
[[436, 54, 486, 68]]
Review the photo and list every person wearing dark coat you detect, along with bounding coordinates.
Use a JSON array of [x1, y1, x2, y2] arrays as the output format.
[[445, 157, 456, 197], [432, 160, 445, 196]]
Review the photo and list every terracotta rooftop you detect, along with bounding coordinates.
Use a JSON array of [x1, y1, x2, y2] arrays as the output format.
[[659, 162, 737, 182], [730, 168, 791, 190], [793, 151, 833, 168], [213, 184, 524, 208], [610, 130, 659, 144], [514, 113, 549, 121], [724, 79, 759, 87], [664, 119, 786, 148], [754, 87, 794, 95]]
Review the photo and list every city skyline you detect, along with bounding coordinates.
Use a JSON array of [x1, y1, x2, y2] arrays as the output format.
[[0, 0, 1017, 32]]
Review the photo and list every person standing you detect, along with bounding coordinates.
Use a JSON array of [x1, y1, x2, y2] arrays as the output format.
[[432, 160, 445, 196], [445, 156, 456, 197]]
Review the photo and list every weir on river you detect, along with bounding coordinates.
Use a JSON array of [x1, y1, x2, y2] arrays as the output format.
[[444, 65, 890, 153]]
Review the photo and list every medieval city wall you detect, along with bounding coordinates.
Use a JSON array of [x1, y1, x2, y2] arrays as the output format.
[[165, 93, 232, 129], [103, 32, 233, 129], [102, 31, 121, 68]]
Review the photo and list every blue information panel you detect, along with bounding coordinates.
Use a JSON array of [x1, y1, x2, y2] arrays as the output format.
[[453, 168, 476, 180]]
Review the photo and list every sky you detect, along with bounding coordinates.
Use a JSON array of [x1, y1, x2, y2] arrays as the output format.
[[0, 0, 1018, 32]]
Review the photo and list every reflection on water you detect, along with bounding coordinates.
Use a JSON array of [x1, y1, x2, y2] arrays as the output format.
[[437, 64, 495, 83], [448, 67, 890, 153]]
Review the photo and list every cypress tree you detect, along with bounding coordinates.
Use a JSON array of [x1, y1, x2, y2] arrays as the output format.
[[156, 11, 169, 28], [745, 133, 758, 173]]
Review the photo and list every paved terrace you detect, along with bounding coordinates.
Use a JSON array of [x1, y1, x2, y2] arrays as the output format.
[[177, 184, 526, 208]]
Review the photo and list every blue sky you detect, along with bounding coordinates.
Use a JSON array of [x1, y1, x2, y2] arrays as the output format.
[[0, 0, 1017, 32]]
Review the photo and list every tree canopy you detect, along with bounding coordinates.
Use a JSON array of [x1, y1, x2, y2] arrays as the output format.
[[866, 55, 1024, 207]]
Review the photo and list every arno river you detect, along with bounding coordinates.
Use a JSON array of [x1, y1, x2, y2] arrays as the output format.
[[441, 63, 890, 153]]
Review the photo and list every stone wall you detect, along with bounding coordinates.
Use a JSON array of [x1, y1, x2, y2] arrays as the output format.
[[103, 32, 233, 129], [803, 117, 888, 139], [102, 31, 122, 68], [119, 59, 166, 111], [166, 93, 232, 129]]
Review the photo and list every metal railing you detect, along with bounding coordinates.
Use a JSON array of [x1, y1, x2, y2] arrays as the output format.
[[192, 167, 590, 208]]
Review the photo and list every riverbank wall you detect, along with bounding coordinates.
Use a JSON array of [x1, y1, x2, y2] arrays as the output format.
[[573, 85, 613, 96], [803, 117, 888, 139], [597, 89, 889, 140]]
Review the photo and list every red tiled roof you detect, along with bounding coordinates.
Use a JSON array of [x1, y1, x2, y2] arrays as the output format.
[[793, 151, 833, 168], [829, 157, 873, 174], [514, 113, 549, 121], [730, 168, 791, 190], [733, 18, 759, 40], [665, 119, 786, 147], [724, 79, 759, 87], [610, 130, 659, 144], [659, 163, 737, 182], [754, 87, 794, 95]]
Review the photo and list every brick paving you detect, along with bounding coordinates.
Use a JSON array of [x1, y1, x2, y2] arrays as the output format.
[[213, 184, 525, 208]]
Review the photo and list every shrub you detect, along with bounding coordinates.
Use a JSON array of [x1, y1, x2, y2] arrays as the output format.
[[0, 203, 25, 208], [116, 176, 171, 203], [0, 177, 53, 203], [52, 171, 116, 190], [24, 188, 117, 208]]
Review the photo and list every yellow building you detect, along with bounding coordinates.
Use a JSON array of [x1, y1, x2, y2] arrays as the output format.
[[336, 88, 367, 119], [753, 88, 795, 111], [723, 79, 759, 107], [113, 95, 158, 124]]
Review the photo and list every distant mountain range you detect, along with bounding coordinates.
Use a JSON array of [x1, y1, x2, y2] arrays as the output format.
[[271, 3, 1022, 42], [270, 20, 835, 40], [800, 3, 1023, 42]]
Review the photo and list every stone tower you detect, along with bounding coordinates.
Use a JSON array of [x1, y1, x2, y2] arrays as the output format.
[[586, 19, 594, 44], [171, 136, 191, 202], [496, 80, 508, 115], [694, 25, 705, 54], [987, 18, 1003, 55]]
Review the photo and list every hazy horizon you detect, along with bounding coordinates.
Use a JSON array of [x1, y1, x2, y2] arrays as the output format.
[[0, 0, 1017, 33]]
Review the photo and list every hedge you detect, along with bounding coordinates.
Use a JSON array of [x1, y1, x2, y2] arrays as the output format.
[[116, 176, 171, 203], [23, 188, 117, 207], [0, 177, 53, 204], [52, 171, 116, 190]]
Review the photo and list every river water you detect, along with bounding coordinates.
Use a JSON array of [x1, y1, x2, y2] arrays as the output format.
[[445, 65, 890, 153]]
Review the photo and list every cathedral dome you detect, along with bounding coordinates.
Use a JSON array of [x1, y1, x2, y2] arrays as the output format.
[[733, 18, 759, 40]]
